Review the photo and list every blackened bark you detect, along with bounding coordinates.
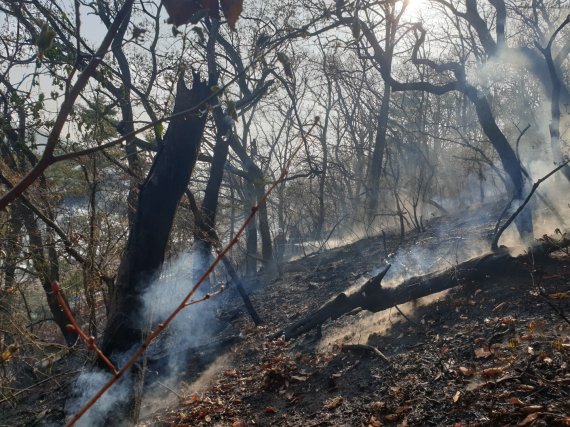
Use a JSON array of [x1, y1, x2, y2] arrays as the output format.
[[101, 73, 209, 357], [0, 204, 24, 346], [489, 0, 506, 48], [367, 82, 391, 220], [21, 205, 78, 346], [256, 184, 273, 267], [464, 85, 533, 239], [226, 136, 273, 268], [186, 188, 262, 324], [538, 15, 570, 182], [244, 181, 258, 277], [201, 118, 230, 230], [315, 75, 332, 239], [465, 0, 497, 55], [105, 4, 143, 226], [195, 105, 232, 257]]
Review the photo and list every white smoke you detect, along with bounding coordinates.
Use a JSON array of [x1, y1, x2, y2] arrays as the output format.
[[65, 370, 130, 427], [141, 246, 228, 372], [66, 245, 231, 424]]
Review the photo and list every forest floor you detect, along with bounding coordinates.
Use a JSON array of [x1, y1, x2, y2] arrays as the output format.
[[142, 210, 570, 427], [1, 208, 570, 426]]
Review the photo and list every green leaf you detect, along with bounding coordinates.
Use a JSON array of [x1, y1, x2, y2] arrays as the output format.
[[154, 122, 164, 137]]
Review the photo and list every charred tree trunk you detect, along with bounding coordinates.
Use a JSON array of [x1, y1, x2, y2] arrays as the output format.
[[200, 112, 230, 234], [102, 73, 209, 356], [368, 82, 391, 222], [227, 135, 273, 270], [193, 18, 227, 260], [537, 15, 570, 182], [315, 74, 333, 240], [191, 106, 231, 290], [91, 73, 210, 426], [99, 72, 209, 425], [99, 3, 143, 226], [186, 189, 262, 324], [244, 180, 258, 277], [21, 206, 78, 346], [256, 183, 273, 269], [464, 84, 533, 240], [0, 204, 24, 347]]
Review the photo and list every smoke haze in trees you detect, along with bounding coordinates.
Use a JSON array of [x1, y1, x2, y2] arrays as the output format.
[[66, 248, 228, 424]]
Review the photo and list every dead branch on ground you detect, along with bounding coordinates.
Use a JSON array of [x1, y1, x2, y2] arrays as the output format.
[[274, 233, 570, 341]]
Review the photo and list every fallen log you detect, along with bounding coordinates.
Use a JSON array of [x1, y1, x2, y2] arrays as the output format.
[[274, 234, 570, 340]]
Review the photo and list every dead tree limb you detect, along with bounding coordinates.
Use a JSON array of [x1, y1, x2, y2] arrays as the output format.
[[492, 160, 570, 250], [274, 235, 570, 340], [272, 265, 392, 340]]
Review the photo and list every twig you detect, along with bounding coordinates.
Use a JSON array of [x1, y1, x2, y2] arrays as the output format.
[[342, 344, 390, 364], [65, 118, 320, 427], [0, 369, 81, 405], [155, 381, 182, 399], [51, 282, 118, 375], [393, 303, 419, 327], [528, 247, 570, 326], [539, 295, 570, 326], [313, 215, 347, 270], [183, 286, 225, 307]]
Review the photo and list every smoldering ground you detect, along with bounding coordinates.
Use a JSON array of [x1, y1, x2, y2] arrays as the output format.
[[65, 246, 236, 425]]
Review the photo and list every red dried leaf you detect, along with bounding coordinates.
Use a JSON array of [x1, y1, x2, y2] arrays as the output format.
[[162, 0, 220, 27], [220, 0, 243, 30], [265, 406, 278, 414], [508, 397, 524, 405]]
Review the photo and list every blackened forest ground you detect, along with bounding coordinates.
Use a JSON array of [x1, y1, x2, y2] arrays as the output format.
[[1, 206, 569, 426]]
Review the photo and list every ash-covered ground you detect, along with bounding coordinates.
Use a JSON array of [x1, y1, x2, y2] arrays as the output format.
[[141, 208, 570, 426], [2, 206, 569, 426]]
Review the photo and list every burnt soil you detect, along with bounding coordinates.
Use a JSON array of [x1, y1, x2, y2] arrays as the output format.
[[143, 212, 570, 427], [2, 209, 570, 427]]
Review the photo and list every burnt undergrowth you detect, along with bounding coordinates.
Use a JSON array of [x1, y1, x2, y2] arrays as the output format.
[[1, 206, 570, 426]]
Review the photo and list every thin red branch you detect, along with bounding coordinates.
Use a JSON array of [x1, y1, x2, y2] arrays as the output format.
[[184, 285, 225, 307], [51, 282, 118, 375]]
